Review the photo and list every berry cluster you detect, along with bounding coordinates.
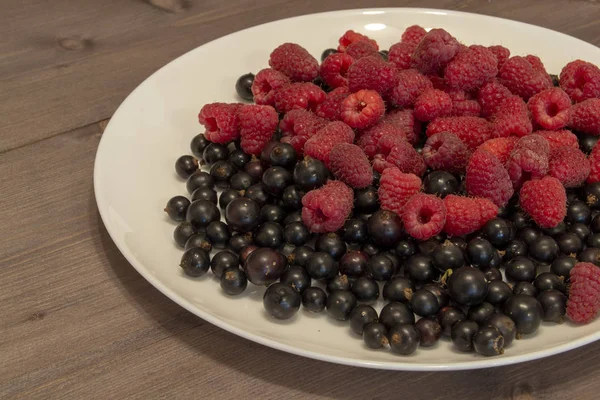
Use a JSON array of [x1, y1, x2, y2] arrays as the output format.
[[167, 26, 600, 359]]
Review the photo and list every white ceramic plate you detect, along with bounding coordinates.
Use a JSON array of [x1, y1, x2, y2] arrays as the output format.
[[94, 8, 600, 371]]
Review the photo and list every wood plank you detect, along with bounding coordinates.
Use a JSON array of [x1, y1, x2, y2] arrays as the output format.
[[1, 0, 600, 152]]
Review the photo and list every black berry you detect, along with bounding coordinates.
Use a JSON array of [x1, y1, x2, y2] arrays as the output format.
[[389, 324, 420, 355], [244, 247, 287, 285], [349, 304, 378, 334], [235, 72, 255, 101], [302, 286, 327, 313], [503, 294, 543, 335], [423, 171, 459, 198], [225, 197, 261, 233], [263, 282, 301, 320], [473, 326, 504, 356], [351, 276, 380, 302], [175, 155, 199, 179], [180, 247, 210, 277], [326, 290, 357, 321], [280, 265, 311, 293], [220, 267, 248, 295], [164, 195, 191, 221]]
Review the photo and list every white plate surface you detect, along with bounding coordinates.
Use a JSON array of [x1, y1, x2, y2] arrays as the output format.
[[94, 8, 600, 371]]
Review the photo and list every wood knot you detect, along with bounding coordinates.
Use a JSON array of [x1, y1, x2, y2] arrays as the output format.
[[58, 37, 93, 51], [146, 0, 188, 13], [511, 383, 534, 400], [27, 311, 47, 322]]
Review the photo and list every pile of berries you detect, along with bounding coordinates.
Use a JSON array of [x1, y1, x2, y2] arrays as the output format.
[[165, 26, 600, 358]]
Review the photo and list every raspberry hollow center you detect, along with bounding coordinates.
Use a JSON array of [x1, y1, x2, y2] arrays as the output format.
[[418, 208, 433, 224], [204, 117, 218, 132], [546, 102, 559, 117]]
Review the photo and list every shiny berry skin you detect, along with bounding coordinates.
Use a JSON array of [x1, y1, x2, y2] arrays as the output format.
[[431, 241, 465, 272], [503, 294, 543, 335], [451, 320, 479, 352], [174, 221, 197, 248], [190, 133, 210, 158], [422, 283, 450, 308], [302, 286, 327, 313], [485, 280, 512, 306], [263, 282, 301, 320], [367, 210, 404, 248], [354, 186, 380, 214], [245, 183, 271, 206], [389, 324, 420, 355], [395, 240, 417, 259], [529, 235, 560, 263], [210, 250, 239, 278], [283, 222, 310, 246], [447, 266, 489, 306], [254, 222, 284, 249], [541, 221, 567, 237], [570, 223, 592, 240], [327, 275, 351, 293], [210, 161, 236, 188], [362, 322, 389, 349], [280, 265, 311, 293], [229, 149, 252, 170], [283, 210, 303, 225], [244, 160, 265, 182], [482, 218, 513, 249], [326, 290, 357, 321], [379, 302, 415, 330], [191, 187, 218, 204], [225, 197, 261, 233], [235, 72, 255, 101], [537, 289, 567, 323], [175, 155, 199, 179], [580, 133, 599, 154], [466, 238, 496, 268], [228, 232, 253, 254], [263, 142, 298, 169], [555, 232, 584, 255], [219, 189, 242, 210], [534, 272, 566, 293], [511, 212, 529, 230], [415, 318, 442, 347], [503, 240, 528, 261], [588, 233, 600, 248], [229, 171, 254, 191], [186, 171, 215, 194], [423, 171, 459, 198], [551, 255, 577, 279], [405, 254, 437, 283], [367, 254, 396, 281], [338, 251, 368, 278], [260, 204, 286, 224], [239, 245, 258, 264], [351, 276, 380, 302], [316, 233, 347, 260], [164, 195, 191, 221], [289, 245, 314, 267], [206, 221, 230, 249], [361, 243, 381, 257], [305, 252, 337, 280], [473, 326, 504, 356], [578, 247, 600, 266], [281, 185, 304, 210], [383, 277, 414, 303], [485, 313, 517, 347], [410, 288, 440, 317], [202, 142, 229, 165], [341, 218, 369, 244], [566, 201, 592, 225], [505, 256, 537, 283], [467, 302, 496, 326], [437, 306, 466, 337], [481, 267, 503, 282], [349, 304, 379, 334], [220, 267, 248, 295], [513, 281, 538, 297], [186, 199, 221, 229], [180, 247, 210, 277], [244, 248, 288, 285], [293, 157, 329, 191], [321, 48, 338, 61], [262, 167, 293, 197], [519, 227, 542, 246]]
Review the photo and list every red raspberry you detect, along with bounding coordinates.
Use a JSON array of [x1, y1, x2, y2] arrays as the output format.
[[329, 143, 373, 188], [411, 28, 460, 75], [269, 43, 319, 82], [238, 105, 278, 156], [444, 45, 498, 91], [524, 55, 552, 86], [477, 137, 519, 165], [488, 45, 510, 70], [527, 88, 572, 130], [345, 40, 379, 60], [536, 130, 579, 153], [549, 146, 591, 188], [314, 86, 350, 121], [498, 56, 553, 100], [478, 80, 513, 118], [388, 42, 415, 71], [377, 133, 408, 157], [347, 55, 398, 96], [301, 180, 354, 233], [274, 82, 326, 113], [466, 149, 514, 207], [422, 132, 469, 173], [389, 69, 433, 108], [402, 193, 447, 240], [338, 30, 379, 52], [506, 135, 550, 189], [443, 195, 499, 236], [385, 140, 427, 177], [401, 25, 427, 46], [448, 89, 481, 117], [513, 134, 551, 156], [198, 103, 241, 144], [587, 145, 600, 183], [413, 89, 452, 122], [426, 116, 493, 150], [279, 110, 327, 155], [340, 89, 385, 129], [567, 262, 600, 324], [570, 98, 600, 135], [559, 60, 600, 103], [491, 96, 533, 138], [304, 121, 355, 167], [320, 53, 354, 89], [381, 109, 421, 145], [428, 75, 448, 91], [519, 176, 567, 228], [378, 167, 422, 216], [251, 68, 291, 106], [357, 123, 408, 159]]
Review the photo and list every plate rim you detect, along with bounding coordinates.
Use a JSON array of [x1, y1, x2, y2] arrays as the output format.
[[94, 6, 600, 371]]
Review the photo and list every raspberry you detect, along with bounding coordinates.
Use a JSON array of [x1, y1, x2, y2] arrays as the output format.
[[488, 45, 510, 70], [385, 140, 427, 177], [559, 60, 600, 103], [273, 82, 326, 113], [320, 53, 354, 88], [198, 103, 241, 144], [491, 96, 533, 138], [513, 134, 551, 156], [465, 149, 514, 207], [347, 55, 398, 96], [401, 25, 427, 46], [478, 80, 513, 118], [527, 88, 572, 130], [329, 143, 373, 188], [506, 135, 550, 189], [587, 145, 600, 183], [377, 132, 408, 156], [345, 40, 379, 60], [570, 98, 600, 135], [413, 89, 452, 122], [426, 116, 493, 149], [448, 89, 481, 117], [279, 110, 327, 156], [411, 28, 460, 75], [314, 86, 350, 121], [382, 109, 421, 145], [338, 30, 379, 52], [443, 195, 499, 236], [378, 167, 422, 216], [477, 137, 519, 165], [536, 130, 579, 153], [524, 55, 552, 86], [549, 146, 591, 188], [402, 193, 447, 240], [238, 105, 278, 155], [251, 68, 291, 106], [389, 69, 433, 108], [304, 121, 355, 167], [340, 89, 385, 129], [519, 176, 567, 228], [357, 122, 408, 159], [498, 56, 553, 100], [269, 43, 319, 82], [422, 132, 469, 173], [301, 180, 354, 233], [388, 42, 415, 71], [567, 262, 600, 324], [444, 45, 498, 91]]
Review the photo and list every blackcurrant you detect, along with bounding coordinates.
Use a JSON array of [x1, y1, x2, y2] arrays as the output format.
[[263, 142, 297, 169], [389, 324, 420, 355], [220, 267, 248, 295], [229, 149, 252, 170], [410, 289, 440, 317], [367, 254, 396, 281], [503, 240, 528, 261], [351, 276, 380, 303], [191, 186, 218, 204], [219, 189, 242, 210], [263, 282, 301, 320], [228, 232, 253, 254], [415, 318, 442, 347], [244, 183, 271, 206], [244, 247, 288, 285], [305, 252, 337, 280], [281, 185, 304, 210], [174, 221, 197, 247], [485, 280, 512, 306], [473, 326, 504, 356], [537, 289, 567, 323], [505, 256, 537, 283], [467, 302, 496, 326], [164, 195, 190, 221], [482, 218, 513, 249], [210, 250, 239, 278], [362, 322, 388, 349], [293, 157, 329, 191], [206, 221, 231, 249], [338, 251, 368, 278], [423, 171, 459, 198], [254, 222, 284, 249], [485, 313, 516, 347], [186, 199, 221, 229], [315, 233, 347, 260], [280, 265, 311, 293], [341, 218, 368, 245], [302, 286, 327, 313], [354, 186, 379, 215], [431, 241, 465, 272], [529, 235, 559, 263], [379, 302, 415, 331], [566, 201, 592, 225], [235, 72, 254, 101], [229, 171, 254, 191], [512, 281, 538, 297], [326, 290, 357, 321], [405, 254, 437, 283], [551, 255, 577, 279], [225, 197, 261, 233], [321, 48, 337, 61], [466, 238, 496, 268], [190, 133, 210, 158], [395, 240, 417, 259], [186, 171, 215, 194], [503, 294, 543, 335], [451, 320, 479, 352], [289, 246, 314, 268], [175, 155, 199, 179], [578, 247, 600, 266], [283, 222, 310, 246], [202, 142, 229, 165], [447, 266, 488, 306], [349, 304, 378, 335], [210, 160, 236, 188], [180, 247, 210, 277], [437, 306, 466, 337]]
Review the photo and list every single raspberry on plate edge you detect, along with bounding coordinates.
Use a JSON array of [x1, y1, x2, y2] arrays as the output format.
[[527, 87, 572, 130], [378, 167, 422, 216], [329, 143, 373, 188], [198, 102, 242, 144], [340, 89, 385, 129], [301, 180, 354, 233], [567, 262, 600, 324], [238, 104, 279, 155], [519, 176, 567, 228], [422, 132, 469, 173], [465, 149, 514, 207], [402, 193, 447, 240], [548, 146, 590, 188], [443, 195, 499, 236]]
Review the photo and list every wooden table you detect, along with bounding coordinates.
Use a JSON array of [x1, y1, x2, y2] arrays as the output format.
[[2, 0, 600, 398]]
